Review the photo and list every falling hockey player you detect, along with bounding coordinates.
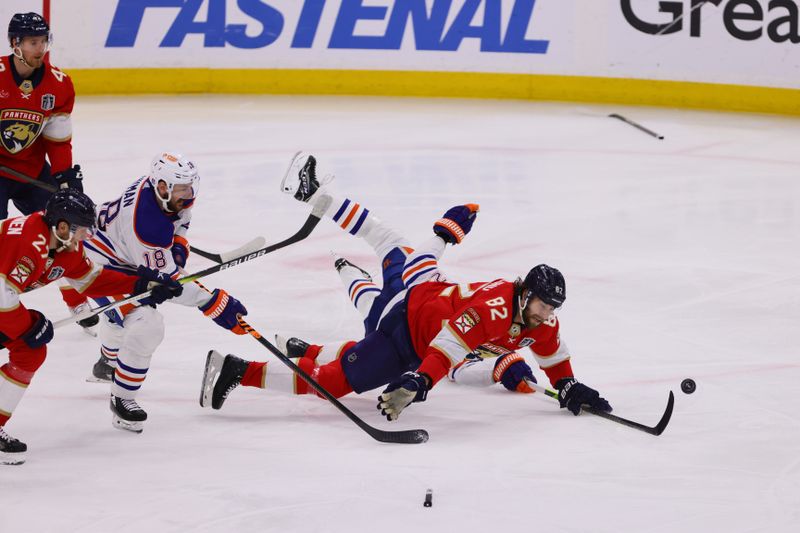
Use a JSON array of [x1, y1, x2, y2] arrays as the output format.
[[200, 153, 612, 422], [0, 189, 182, 465], [83, 152, 249, 433]]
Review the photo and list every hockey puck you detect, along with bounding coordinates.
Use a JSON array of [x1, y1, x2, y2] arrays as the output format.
[[423, 489, 433, 507], [681, 378, 696, 394]]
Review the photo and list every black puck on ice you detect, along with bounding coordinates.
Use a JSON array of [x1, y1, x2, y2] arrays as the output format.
[[681, 378, 696, 394], [423, 489, 433, 507]]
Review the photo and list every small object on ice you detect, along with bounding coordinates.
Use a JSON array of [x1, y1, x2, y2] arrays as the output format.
[[681, 378, 696, 394], [423, 489, 433, 507]]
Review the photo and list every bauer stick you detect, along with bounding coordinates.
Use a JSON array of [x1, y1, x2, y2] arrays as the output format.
[[0, 164, 250, 261], [525, 379, 674, 436], [234, 316, 429, 445], [53, 196, 332, 329]]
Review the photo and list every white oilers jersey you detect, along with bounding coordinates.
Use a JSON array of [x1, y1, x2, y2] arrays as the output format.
[[84, 176, 210, 307]]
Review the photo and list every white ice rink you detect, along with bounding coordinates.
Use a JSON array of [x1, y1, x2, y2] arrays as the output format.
[[3, 95, 800, 532]]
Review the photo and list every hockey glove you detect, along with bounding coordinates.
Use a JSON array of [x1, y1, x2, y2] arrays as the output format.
[[21, 310, 54, 349], [493, 353, 536, 393], [133, 265, 184, 307], [171, 236, 190, 269], [53, 164, 84, 192], [433, 204, 479, 244], [199, 289, 248, 334], [377, 371, 430, 421], [556, 378, 612, 416]]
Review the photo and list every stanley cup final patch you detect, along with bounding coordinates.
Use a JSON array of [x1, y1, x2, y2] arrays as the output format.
[[41, 94, 55, 111], [1, 109, 44, 154]]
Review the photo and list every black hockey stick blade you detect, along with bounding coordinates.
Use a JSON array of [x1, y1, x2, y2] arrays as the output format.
[[54, 198, 331, 330], [237, 317, 429, 445], [582, 390, 674, 436]]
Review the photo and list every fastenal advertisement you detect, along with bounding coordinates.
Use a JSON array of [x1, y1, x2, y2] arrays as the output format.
[[5, 1, 800, 90]]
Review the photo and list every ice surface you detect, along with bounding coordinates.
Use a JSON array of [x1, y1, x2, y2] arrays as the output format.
[[2, 96, 799, 532]]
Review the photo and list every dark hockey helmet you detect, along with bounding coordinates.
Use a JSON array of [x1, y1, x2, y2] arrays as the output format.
[[8, 12, 50, 44], [521, 264, 566, 308], [44, 189, 97, 231]]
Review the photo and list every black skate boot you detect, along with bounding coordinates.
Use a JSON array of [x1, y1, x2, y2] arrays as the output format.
[[87, 353, 115, 383], [200, 350, 250, 410], [110, 394, 147, 433], [275, 335, 313, 358], [280, 152, 333, 202], [0, 427, 27, 466], [333, 256, 373, 280]]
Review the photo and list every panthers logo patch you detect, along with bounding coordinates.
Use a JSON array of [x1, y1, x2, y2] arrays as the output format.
[[1, 109, 43, 154]]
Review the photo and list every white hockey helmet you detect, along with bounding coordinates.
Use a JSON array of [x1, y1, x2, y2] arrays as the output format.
[[148, 151, 199, 210]]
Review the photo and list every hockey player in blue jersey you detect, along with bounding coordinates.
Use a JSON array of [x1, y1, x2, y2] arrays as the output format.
[[84, 152, 249, 432]]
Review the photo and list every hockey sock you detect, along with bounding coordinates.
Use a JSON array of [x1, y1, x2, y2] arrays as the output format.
[[0, 362, 35, 426], [402, 236, 446, 287], [101, 345, 119, 366], [294, 358, 353, 398], [241, 362, 267, 388], [338, 266, 380, 319]]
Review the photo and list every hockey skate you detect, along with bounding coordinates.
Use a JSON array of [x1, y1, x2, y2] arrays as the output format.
[[280, 151, 333, 203], [110, 394, 147, 433], [333, 254, 373, 281], [69, 302, 99, 337], [275, 334, 313, 358], [200, 350, 249, 410], [0, 427, 27, 466], [86, 353, 115, 383]]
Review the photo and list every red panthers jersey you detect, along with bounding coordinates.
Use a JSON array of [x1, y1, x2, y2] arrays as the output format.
[[0, 55, 74, 182], [0, 213, 136, 340], [407, 279, 573, 386]]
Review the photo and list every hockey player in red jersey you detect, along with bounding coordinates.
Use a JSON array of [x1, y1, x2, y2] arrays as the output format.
[[200, 153, 611, 423], [0, 189, 183, 465], [0, 12, 95, 333]]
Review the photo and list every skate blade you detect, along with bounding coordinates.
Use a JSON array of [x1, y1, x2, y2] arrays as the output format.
[[86, 374, 111, 384], [112, 415, 143, 433], [200, 349, 226, 408], [0, 451, 26, 465], [279, 150, 304, 197]]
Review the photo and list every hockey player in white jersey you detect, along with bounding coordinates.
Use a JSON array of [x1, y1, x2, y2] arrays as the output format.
[[85, 152, 248, 432]]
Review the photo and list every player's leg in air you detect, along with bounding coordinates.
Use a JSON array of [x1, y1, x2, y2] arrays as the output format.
[[200, 152, 437, 410]]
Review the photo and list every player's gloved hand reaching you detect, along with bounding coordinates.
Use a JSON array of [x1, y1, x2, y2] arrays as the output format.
[[53, 164, 84, 192], [556, 378, 612, 415], [20, 310, 54, 349], [171, 236, 189, 268], [377, 371, 430, 421], [133, 265, 184, 307], [433, 203, 479, 244], [199, 289, 248, 334], [493, 353, 536, 393]]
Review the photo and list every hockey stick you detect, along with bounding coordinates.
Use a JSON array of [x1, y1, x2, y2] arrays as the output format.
[[53, 196, 331, 329], [1, 164, 262, 263], [608, 114, 665, 140], [525, 379, 674, 436], [190, 236, 267, 263], [235, 316, 429, 445]]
